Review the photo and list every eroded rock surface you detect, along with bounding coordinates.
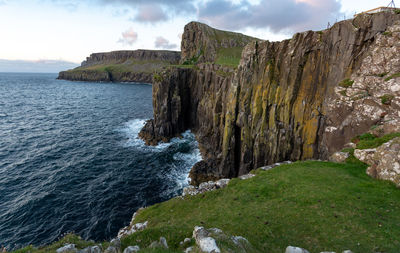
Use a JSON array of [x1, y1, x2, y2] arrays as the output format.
[[141, 13, 400, 183]]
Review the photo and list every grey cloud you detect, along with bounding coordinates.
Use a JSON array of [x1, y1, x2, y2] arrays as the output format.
[[99, 0, 196, 23], [154, 36, 177, 50], [198, 0, 342, 33], [118, 28, 138, 46]]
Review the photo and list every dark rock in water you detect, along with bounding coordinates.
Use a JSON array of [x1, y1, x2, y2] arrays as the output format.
[[141, 13, 400, 184]]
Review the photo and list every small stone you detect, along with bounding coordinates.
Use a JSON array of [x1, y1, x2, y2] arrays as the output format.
[[197, 237, 220, 253], [104, 246, 117, 253], [285, 246, 310, 253], [123, 245, 140, 253], [184, 238, 191, 243], [91, 245, 102, 253], [160, 237, 169, 248], [110, 238, 121, 250], [183, 185, 200, 196], [238, 173, 255, 180], [342, 251, 353, 253], [56, 244, 77, 253], [329, 152, 349, 163]]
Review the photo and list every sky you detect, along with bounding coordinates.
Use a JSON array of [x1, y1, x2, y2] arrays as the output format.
[[0, 0, 395, 68]]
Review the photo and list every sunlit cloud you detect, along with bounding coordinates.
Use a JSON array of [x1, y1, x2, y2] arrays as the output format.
[[118, 28, 138, 46], [154, 36, 177, 50]]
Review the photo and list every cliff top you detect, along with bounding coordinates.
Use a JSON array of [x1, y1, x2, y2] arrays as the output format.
[[180, 21, 261, 67]]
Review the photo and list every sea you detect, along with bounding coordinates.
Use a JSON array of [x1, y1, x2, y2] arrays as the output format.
[[0, 73, 202, 250]]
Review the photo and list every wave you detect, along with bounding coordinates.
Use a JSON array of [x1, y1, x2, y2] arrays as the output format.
[[119, 118, 203, 193]]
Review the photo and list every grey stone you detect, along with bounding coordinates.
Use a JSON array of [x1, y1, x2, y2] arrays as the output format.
[[78, 247, 91, 253], [238, 174, 255, 180], [184, 238, 191, 243], [104, 246, 117, 253], [193, 226, 220, 253], [285, 246, 310, 253], [123, 246, 140, 253], [342, 251, 353, 253], [160, 237, 169, 248], [91, 245, 102, 253], [329, 152, 349, 163], [110, 238, 121, 250], [56, 244, 77, 253]]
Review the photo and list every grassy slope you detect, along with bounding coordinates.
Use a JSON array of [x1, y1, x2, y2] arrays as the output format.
[[121, 161, 400, 253], [66, 60, 172, 76]]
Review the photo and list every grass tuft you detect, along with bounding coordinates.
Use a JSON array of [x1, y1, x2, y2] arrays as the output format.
[[384, 73, 400, 81], [338, 78, 354, 88], [380, 94, 395, 105]]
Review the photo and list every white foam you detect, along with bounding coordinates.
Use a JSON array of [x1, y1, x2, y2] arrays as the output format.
[[119, 119, 203, 195]]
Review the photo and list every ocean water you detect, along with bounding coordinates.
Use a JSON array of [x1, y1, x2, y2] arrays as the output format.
[[0, 73, 201, 250]]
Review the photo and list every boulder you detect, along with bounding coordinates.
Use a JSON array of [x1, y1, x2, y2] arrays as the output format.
[[285, 246, 310, 253], [123, 246, 140, 253], [354, 148, 377, 164], [193, 226, 221, 253], [329, 152, 349, 163], [367, 137, 400, 186]]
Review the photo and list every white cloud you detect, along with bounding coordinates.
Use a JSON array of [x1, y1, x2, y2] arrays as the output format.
[[154, 36, 177, 50], [118, 28, 138, 46]]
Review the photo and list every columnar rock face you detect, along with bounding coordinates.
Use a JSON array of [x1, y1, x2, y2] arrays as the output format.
[[81, 50, 180, 67], [141, 13, 400, 182], [58, 50, 180, 83]]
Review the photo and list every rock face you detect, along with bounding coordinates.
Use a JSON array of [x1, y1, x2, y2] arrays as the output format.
[[355, 138, 400, 186], [181, 22, 258, 64], [58, 50, 180, 83], [141, 14, 400, 182]]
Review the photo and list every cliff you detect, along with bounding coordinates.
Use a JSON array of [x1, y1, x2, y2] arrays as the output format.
[[141, 14, 400, 184], [57, 50, 180, 83]]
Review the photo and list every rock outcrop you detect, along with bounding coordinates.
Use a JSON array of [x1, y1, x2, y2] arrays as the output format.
[[181, 21, 259, 64], [354, 137, 400, 186], [141, 13, 400, 182], [58, 50, 180, 83]]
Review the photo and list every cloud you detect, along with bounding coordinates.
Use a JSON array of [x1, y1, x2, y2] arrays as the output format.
[[197, 0, 342, 33], [99, 0, 196, 23], [118, 28, 138, 46], [133, 4, 167, 23], [154, 36, 177, 50]]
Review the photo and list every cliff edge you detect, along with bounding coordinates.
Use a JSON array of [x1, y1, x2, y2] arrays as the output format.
[[140, 14, 400, 184], [57, 50, 180, 83]]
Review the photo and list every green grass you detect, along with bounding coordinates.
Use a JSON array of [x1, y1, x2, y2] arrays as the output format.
[[380, 94, 395, 105], [383, 31, 393, 36], [11, 160, 400, 252], [355, 132, 400, 149], [120, 161, 400, 253], [215, 47, 244, 67], [384, 73, 400, 81], [13, 234, 109, 253], [338, 78, 354, 88]]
